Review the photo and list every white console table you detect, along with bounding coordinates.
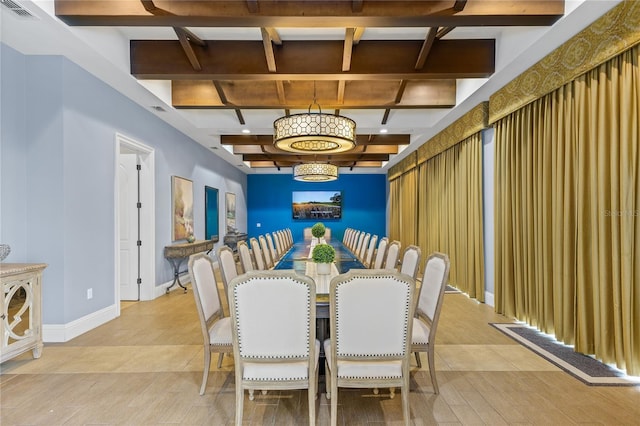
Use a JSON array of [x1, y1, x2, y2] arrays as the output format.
[[1, 263, 47, 363]]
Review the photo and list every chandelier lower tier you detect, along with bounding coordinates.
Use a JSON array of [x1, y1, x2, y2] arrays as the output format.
[[293, 163, 338, 182], [274, 112, 357, 154]]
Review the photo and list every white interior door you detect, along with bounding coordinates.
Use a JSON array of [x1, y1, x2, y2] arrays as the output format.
[[118, 153, 139, 301]]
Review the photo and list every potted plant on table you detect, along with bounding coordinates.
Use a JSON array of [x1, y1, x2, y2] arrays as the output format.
[[311, 222, 326, 244], [312, 243, 336, 275]]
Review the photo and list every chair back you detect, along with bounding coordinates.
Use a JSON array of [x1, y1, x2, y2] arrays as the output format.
[[189, 254, 224, 342], [384, 240, 402, 270], [400, 245, 422, 280], [354, 232, 365, 257], [237, 241, 254, 273], [266, 233, 278, 262], [259, 235, 273, 268], [228, 270, 316, 362], [285, 228, 293, 248], [371, 237, 388, 269], [350, 230, 360, 250], [358, 233, 371, 261], [417, 253, 450, 331], [217, 245, 239, 297], [250, 237, 266, 270], [329, 269, 415, 360], [343, 228, 351, 244], [272, 231, 283, 257], [364, 235, 378, 268]]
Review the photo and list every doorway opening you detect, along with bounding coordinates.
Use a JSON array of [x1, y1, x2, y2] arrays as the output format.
[[115, 133, 155, 314]]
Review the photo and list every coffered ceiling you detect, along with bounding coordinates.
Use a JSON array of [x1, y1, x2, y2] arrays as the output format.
[[5, 1, 617, 173]]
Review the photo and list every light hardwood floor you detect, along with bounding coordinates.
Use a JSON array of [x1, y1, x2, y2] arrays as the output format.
[[2, 274, 639, 425]]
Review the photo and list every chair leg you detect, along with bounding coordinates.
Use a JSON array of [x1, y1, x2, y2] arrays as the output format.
[[217, 353, 224, 369], [427, 346, 439, 394], [308, 369, 317, 426], [414, 351, 422, 368], [200, 349, 211, 395], [330, 374, 338, 426], [402, 379, 411, 426], [235, 386, 244, 426]]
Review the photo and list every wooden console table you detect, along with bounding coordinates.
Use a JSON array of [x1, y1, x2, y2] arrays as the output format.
[[164, 240, 214, 293], [1, 263, 47, 363]]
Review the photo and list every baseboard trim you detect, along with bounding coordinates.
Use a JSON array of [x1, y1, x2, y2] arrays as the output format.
[[42, 304, 118, 343], [154, 272, 191, 298]]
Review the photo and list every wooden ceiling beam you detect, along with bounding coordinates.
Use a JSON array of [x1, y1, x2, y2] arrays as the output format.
[[221, 134, 410, 146], [173, 27, 202, 71], [131, 39, 495, 79], [232, 143, 399, 155], [173, 79, 456, 109], [261, 27, 277, 72], [212, 81, 245, 124], [56, 0, 565, 27], [415, 27, 438, 70], [242, 153, 390, 162]]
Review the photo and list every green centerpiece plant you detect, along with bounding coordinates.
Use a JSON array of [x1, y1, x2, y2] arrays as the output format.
[[311, 222, 326, 240], [312, 243, 336, 275]]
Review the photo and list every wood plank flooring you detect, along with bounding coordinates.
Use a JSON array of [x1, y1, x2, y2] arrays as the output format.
[[2, 274, 639, 425]]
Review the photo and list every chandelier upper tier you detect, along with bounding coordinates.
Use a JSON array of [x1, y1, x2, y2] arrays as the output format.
[[273, 91, 357, 154]]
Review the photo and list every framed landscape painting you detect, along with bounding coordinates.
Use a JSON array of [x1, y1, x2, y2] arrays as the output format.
[[172, 176, 194, 241], [225, 192, 236, 233]]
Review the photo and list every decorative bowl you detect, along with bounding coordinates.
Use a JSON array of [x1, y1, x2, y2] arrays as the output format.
[[0, 244, 11, 261]]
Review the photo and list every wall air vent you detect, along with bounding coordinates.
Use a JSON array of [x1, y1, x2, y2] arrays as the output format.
[[0, 0, 37, 19]]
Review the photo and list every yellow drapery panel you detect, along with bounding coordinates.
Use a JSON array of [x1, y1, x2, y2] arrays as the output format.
[[494, 45, 639, 375], [388, 169, 418, 247], [417, 133, 485, 300]]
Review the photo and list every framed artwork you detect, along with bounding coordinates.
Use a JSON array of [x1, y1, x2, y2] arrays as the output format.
[[205, 186, 219, 242], [225, 192, 236, 233], [172, 176, 194, 241]]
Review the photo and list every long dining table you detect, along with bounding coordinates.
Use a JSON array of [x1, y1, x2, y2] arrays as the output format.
[[273, 238, 367, 364]]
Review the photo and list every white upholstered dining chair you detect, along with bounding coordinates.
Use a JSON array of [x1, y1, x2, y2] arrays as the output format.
[[259, 235, 273, 269], [188, 253, 233, 395], [363, 235, 378, 268], [400, 245, 422, 280], [384, 240, 402, 271], [237, 240, 254, 274], [217, 245, 239, 298], [228, 270, 319, 426], [324, 269, 416, 426], [265, 233, 279, 263], [371, 237, 388, 269], [249, 237, 266, 270], [411, 252, 450, 394], [358, 233, 371, 262]]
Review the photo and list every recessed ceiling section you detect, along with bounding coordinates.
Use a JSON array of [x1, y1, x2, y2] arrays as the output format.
[[172, 80, 457, 109], [53, 0, 566, 172]]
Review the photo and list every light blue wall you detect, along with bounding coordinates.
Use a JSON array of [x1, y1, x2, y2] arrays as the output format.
[[1, 43, 247, 324], [247, 173, 387, 242]]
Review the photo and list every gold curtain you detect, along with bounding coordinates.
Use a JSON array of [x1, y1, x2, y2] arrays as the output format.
[[494, 45, 640, 374], [388, 169, 418, 246], [417, 133, 485, 300]]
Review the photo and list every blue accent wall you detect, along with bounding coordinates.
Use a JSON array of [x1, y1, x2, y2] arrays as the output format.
[[248, 174, 387, 242]]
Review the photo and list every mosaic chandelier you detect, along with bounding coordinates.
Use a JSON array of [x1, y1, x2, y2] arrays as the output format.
[[273, 84, 356, 154], [293, 163, 339, 182]]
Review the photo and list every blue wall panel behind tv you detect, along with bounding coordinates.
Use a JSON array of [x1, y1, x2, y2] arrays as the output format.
[[248, 174, 387, 242]]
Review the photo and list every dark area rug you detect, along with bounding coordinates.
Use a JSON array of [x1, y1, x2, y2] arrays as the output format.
[[491, 323, 640, 386]]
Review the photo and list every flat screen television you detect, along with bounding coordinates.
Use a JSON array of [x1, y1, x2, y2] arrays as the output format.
[[292, 191, 342, 220]]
